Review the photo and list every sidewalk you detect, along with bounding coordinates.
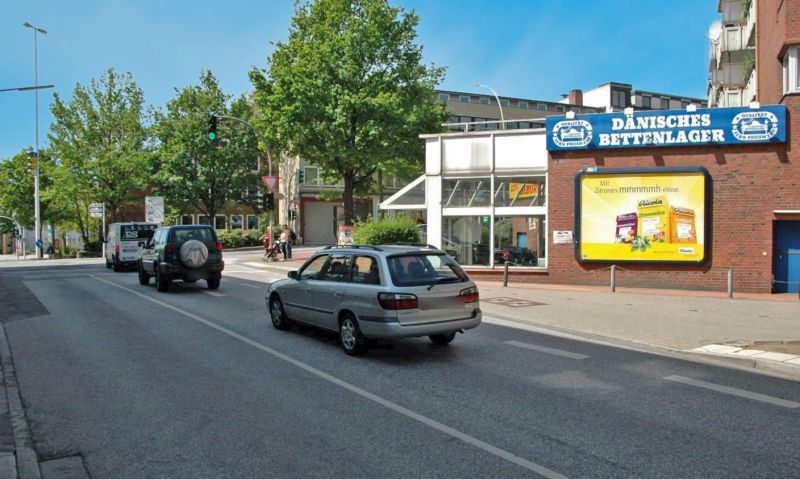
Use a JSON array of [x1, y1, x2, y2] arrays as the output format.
[[241, 256, 800, 380]]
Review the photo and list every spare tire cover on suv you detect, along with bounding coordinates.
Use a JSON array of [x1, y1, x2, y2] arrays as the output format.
[[179, 240, 209, 268]]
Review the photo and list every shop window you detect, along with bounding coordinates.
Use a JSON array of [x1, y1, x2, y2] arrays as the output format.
[[442, 216, 490, 266], [494, 177, 546, 207], [784, 45, 800, 94], [494, 216, 543, 267], [197, 215, 212, 226], [214, 215, 227, 230], [247, 215, 258, 230], [442, 178, 491, 207], [230, 214, 244, 229]]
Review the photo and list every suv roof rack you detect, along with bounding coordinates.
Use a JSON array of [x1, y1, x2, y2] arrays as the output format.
[[381, 243, 441, 250], [323, 244, 384, 252]]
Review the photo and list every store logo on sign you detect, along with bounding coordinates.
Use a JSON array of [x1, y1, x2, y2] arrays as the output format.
[[551, 119, 592, 148], [731, 111, 779, 142]]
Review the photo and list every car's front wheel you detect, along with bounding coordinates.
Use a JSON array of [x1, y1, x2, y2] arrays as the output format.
[[339, 313, 367, 356], [269, 296, 291, 330], [137, 262, 150, 286], [429, 332, 456, 345]]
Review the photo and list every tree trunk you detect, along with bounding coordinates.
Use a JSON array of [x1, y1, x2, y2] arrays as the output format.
[[343, 171, 354, 226]]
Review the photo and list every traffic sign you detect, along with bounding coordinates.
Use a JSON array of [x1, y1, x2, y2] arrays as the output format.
[[261, 176, 279, 192], [89, 203, 103, 218], [36, 239, 43, 248]]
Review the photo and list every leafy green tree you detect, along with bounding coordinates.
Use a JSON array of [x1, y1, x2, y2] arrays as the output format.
[[250, 0, 447, 225], [154, 71, 260, 222], [48, 68, 153, 223], [0, 149, 58, 234]]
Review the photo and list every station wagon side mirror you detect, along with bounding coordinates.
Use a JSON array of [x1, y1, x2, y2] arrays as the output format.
[[288, 270, 298, 280]]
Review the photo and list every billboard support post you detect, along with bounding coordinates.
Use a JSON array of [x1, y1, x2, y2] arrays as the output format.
[[728, 268, 734, 298]]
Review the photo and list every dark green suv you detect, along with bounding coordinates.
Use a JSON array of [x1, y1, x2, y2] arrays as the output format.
[[137, 225, 225, 292]]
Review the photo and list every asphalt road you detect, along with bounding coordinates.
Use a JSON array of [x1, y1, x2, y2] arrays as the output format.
[[1, 263, 799, 478]]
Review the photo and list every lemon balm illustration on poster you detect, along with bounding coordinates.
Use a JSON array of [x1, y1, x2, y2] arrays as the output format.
[[576, 168, 709, 263]]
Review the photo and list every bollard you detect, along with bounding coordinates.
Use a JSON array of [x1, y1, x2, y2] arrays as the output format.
[[503, 260, 509, 287], [727, 268, 733, 298], [610, 264, 616, 292]]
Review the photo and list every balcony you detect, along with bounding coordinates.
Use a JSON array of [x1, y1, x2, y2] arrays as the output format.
[[743, 66, 757, 104], [743, 0, 755, 47], [712, 26, 753, 70]]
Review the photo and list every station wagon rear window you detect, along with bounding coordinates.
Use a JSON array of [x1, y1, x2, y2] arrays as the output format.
[[120, 224, 158, 241], [387, 253, 469, 287], [171, 228, 217, 243]]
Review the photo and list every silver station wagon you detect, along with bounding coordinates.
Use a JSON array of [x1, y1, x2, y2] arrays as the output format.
[[266, 244, 481, 355]]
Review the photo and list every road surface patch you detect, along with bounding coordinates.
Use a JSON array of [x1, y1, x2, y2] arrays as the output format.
[[504, 340, 589, 360]]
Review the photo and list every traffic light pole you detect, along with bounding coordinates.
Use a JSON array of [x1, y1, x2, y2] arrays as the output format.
[[212, 115, 275, 239]]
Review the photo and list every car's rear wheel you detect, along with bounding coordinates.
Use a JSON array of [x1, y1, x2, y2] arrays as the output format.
[[207, 275, 221, 290], [269, 296, 291, 330], [105, 257, 112, 269], [137, 262, 150, 286], [155, 269, 170, 292], [112, 256, 121, 272], [429, 332, 456, 345], [339, 313, 367, 356]]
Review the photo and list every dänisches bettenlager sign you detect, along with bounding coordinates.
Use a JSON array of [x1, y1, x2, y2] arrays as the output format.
[[546, 105, 786, 151]]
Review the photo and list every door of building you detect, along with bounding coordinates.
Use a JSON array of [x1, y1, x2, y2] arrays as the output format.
[[304, 201, 337, 245], [772, 220, 800, 293]]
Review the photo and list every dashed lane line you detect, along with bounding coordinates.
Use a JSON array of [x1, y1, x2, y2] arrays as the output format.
[[664, 375, 800, 409], [90, 274, 569, 479], [504, 340, 589, 360]]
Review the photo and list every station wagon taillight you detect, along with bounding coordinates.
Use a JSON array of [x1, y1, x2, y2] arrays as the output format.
[[459, 286, 479, 304], [377, 293, 418, 310]]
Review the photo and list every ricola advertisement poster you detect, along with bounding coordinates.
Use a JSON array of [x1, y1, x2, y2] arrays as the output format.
[[575, 168, 710, 264]]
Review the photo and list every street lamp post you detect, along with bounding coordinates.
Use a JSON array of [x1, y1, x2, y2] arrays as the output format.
[[23, 22, 47, 259], [475, 83, 505, 130]]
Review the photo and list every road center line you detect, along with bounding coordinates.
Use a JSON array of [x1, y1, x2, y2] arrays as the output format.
[[663, 375, 800, 409], [90, 275, 568, 479], [504, 340, 589, 360]]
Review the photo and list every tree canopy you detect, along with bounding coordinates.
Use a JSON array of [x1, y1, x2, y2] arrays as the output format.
[[250, 0, 447, 224]]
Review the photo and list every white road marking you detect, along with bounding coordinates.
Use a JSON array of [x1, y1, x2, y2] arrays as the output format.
[[664, 375, 800, 409], [91, 275, 568, 479], [504, 340, 589, 360], [203, 291, 225, 297]]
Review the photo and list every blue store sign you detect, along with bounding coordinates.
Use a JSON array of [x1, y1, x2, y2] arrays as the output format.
[[546, 105, 786, 151]]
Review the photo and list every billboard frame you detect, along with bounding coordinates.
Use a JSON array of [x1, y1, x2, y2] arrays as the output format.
[[574, 166, 712, 265]]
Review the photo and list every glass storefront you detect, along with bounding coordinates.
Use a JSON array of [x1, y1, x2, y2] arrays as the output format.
[[493, 216, 544, 266], [494, 176, 546, 207], [442, 216, 491, 266], [442, 178, 491, 207]]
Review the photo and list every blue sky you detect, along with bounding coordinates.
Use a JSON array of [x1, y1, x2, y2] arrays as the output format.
[[1, 1, 718, 160]]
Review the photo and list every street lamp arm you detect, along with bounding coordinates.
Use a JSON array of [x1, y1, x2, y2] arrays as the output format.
[[475, 83, 505, 129]]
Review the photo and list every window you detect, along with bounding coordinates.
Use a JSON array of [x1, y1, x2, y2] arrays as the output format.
[[247, 215, 258, 230], [537, 103, 547, 111], [499, 99, 510, 107], [494, 177, 546, 207], [479, 97, 490, 105], [438, 93, 450, 101], [681, 101, 690, 109], [660, 98, 670, 109], [214, 215, 227, 230], [320, 254, 351, 282], [443, 216, 490, 266], [300, 255, 328, 280], [493, 216, 543, 267], [443, 178, 491, 207], [230, 215, 243, 229], [304, 166, 319, 186], [198, 216, 212, 226], [572, 108, 581, 114], [612, 90, 627, 108], [387, 253, 467, 287], [784, 46, 800, 94], [519, 101, 529, 109], [459, 95, 470, 103], [555, 105, 565, 112], [641, 96, 651, 108], [180, 215, 194, 225], [351, 256, 380, 285]]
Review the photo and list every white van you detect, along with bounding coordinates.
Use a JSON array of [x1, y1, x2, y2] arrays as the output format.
[[105, 222, 158, 272]]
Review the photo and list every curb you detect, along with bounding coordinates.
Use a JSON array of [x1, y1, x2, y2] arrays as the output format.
[[0, 326, 40, 479]]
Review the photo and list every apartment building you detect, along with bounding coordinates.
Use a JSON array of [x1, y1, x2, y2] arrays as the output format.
[[559, 82, 707, 113], [707, 0, 757, 107]]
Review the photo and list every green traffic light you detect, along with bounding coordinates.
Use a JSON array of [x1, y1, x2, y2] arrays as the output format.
[[208, 132, 217, 141]]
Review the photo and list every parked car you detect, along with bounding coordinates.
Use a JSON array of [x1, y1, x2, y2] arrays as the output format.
[[137, 225, 224, 292], [266, 244, 481, 355], [105, 222, 158, 272]]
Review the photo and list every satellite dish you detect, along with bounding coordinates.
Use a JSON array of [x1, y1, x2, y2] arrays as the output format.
[[708, 21, 722, 41]]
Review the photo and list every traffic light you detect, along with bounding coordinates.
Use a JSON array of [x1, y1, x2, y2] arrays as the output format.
[[13, 225, 20, 237], [263, 192, 275, 211], [207, 115, 218, 141], [296, 169, 304, 184]]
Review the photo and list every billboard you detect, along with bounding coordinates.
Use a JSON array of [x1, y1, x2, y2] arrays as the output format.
[[145, 196, 165, 224], [546, 105, 786, 151], [575, 168, 710, 264]]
